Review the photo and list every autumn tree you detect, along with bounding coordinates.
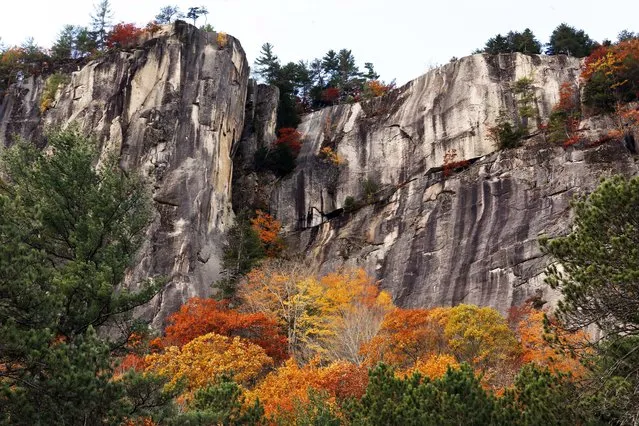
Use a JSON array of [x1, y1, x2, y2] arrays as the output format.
[[248, 358, 367, 420], [159, 297, 287, 362], [145, 332, 273, 399], [238, 262, 388, 362], [250, 210, 285, 257], [107, 23, 144, 49]]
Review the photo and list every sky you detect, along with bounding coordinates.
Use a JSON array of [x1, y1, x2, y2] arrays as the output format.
[[1, 0, 638, 85]]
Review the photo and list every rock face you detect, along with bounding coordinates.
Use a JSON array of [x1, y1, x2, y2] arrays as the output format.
[[268, 53, 639, 313], [0, 21, 249, 326], [1, 33, 636, 323]]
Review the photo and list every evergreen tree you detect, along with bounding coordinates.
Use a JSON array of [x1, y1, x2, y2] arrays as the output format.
[[0, 128, 164, 423], [168, 376, 264, 425], [155, 5, 182, 24], [541, 175, 639, 422], [90, 0, 113, 50], [254, 42, 281, 84], [546, 23, 595, 57], [480, 29, 541, 55], [51, 25, 79, 60]]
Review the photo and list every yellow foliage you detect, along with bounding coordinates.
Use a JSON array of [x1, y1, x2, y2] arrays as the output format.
[[401, 354, 459, 379], [319, 146, 343, 165], [217, 32, 228, 48], [144, 332, 272, 399], [238, 263, 392, 362]]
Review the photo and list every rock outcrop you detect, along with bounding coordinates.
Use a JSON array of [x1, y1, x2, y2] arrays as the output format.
[[0, 21, 249, 326], [2, 28, 636, 323], [268, 53, 639, 313]]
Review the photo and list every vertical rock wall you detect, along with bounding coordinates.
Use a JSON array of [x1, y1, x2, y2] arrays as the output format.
[[0, 21, 249, 326]]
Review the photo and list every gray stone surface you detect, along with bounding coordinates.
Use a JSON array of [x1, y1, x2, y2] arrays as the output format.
[[268, 53, 639, 314], [0, 21, 249, 326]]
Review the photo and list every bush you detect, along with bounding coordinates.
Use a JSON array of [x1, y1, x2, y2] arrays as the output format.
[[254, 144, 296, 177], [361, 178, 380, 201], [488, 112, 526, 150], [343, 196, 357, 212], [40, 73, 69, 113]]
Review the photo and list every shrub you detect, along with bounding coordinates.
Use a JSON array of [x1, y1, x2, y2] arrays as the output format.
[[343, 196, 357, 212], [254, 144, 296, 177], [40, 73, 70, 113], [319, 146, 342, 165], [488, 112, 526, 149], [216, 32, 228, 49], [546, 83, 581, 144], [361, 178, 380, 201], [106, 23, 143, 49]]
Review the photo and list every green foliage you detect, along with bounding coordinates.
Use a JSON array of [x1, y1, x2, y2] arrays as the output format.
[[546, 23, 595, 57], [0, 127, 164, 423], [289, 390, 341, 426], [345, 364, 498, 425], [40, 72, 70, 112], [219, 210, 265, 297], [344, 363, 590, 425], [488, 112, 526, 150], [344, 196, 357, 212], [361, 177, 380, 202], [513, 77, 537, 120], [541, 175, 639, 423], [90, 0, 113, 50], [480, 29, 542, 55], [254, 144, 297, 176], [155, 5, 183, 24], [168, 376, 264, 425]]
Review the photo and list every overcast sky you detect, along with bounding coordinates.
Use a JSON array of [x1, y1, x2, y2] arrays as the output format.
[[1, 0, 638, 85]]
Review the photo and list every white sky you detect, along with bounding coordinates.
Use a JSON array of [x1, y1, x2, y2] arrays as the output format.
[[1, 0, 638, 85]]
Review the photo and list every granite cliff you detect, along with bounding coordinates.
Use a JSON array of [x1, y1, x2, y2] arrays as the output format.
[[1, 23, 636, 324], [0, 21, 248, 326]]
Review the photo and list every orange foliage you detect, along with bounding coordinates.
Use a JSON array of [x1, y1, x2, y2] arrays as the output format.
[[122, 418, 156, 426], [322, 87, 340, 104], [509, 303, 587, 377], [248, 358, 367, 419], [161, 297, 288, 362], [114, 353, 147, 377], [402, 353, 460, 379], [582, 39, 639, 81], [239, 263, 391, 362], [250, 210, 284, 257], [366, 80, 392, 97], [362, 308, 449, 368], [275, 127, 302, 156]]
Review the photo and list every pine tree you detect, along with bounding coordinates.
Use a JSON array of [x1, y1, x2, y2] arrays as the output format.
[[546, 23, 595, 57], [90, 0, 113, 50], [254, 42, 281, 84], [0, 128, 164, 423]]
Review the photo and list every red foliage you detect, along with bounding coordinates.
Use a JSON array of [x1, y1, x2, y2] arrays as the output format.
[[161, 298, 288, 362], [442, 149, 469, 177], [321, 87, 340, 104], [115, 353, 147, 376], [556, 82, 578, 113], [106, 23, 143, 49], [275, 127, 302, 156]]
